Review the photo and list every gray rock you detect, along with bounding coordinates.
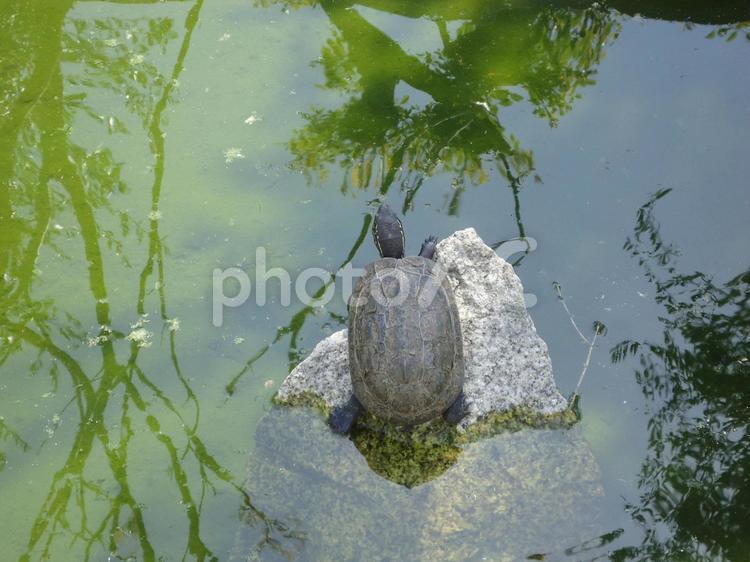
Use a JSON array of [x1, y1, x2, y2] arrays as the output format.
[[277, 329, 353, 409], [276, 228, 568, 429]]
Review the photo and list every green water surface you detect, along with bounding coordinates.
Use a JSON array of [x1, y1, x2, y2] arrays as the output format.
[[1, 0, 749, 560]]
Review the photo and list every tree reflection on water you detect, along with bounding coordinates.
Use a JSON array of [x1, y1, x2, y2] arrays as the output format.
[[283, 0, 618, 227], [0, 1, 292, 560], [609, 190, 750, 560]]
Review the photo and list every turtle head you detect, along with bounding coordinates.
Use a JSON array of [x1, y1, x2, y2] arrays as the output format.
[[373, 204, 405, 259]]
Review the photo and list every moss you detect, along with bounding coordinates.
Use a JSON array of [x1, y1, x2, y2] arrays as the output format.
[[352, 413, 461, 488], [273, 392, 580, 487], [273, 391, 331, 416], [458, 405, 579, 444]]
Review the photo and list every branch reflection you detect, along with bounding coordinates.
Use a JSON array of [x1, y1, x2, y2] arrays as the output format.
[[610, 190, 750, 560], [0, 1, 295, 560], [285, 0, 618, 224]]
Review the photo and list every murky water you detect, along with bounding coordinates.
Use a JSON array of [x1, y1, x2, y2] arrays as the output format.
[[1, 1, 749, 560]]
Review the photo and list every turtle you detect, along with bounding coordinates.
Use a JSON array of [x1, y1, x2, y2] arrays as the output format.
[[330, 204, 468, 434]]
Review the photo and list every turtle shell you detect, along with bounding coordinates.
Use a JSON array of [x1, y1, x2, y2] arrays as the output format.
[[348, 256, 464, 425]]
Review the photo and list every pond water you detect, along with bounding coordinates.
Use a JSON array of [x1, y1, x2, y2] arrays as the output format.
[[1, 0, 749, 560]]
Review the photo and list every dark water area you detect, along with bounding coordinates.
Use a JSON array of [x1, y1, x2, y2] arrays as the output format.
[[1, 0, 749, 560]]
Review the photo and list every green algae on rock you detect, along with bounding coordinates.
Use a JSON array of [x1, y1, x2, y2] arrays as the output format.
[[273, 389, 581, 489], [275, 389, 579, 442], [272, 389, 331, 416], [351, 413, 461, 488]]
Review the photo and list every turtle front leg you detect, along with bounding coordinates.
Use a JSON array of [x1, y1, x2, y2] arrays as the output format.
[[329, 394, 363, 435], [419, 235, 438, 260], [443, 391, 469, 425]]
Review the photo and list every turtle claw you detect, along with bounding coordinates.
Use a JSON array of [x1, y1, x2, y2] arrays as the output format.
[[443, 392, 469, 425], [329, 395, 363, 435], [419, 235, 438, 260]]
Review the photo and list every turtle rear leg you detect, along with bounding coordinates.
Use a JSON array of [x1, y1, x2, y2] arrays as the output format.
[[419, 235, 438, 260], [329, 394, 363, 435], [443, 391, 469, 425]]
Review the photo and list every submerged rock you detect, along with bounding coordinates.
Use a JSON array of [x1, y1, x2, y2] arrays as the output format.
[[231, 407, 605, 561], [276, 228, 570, 430]]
